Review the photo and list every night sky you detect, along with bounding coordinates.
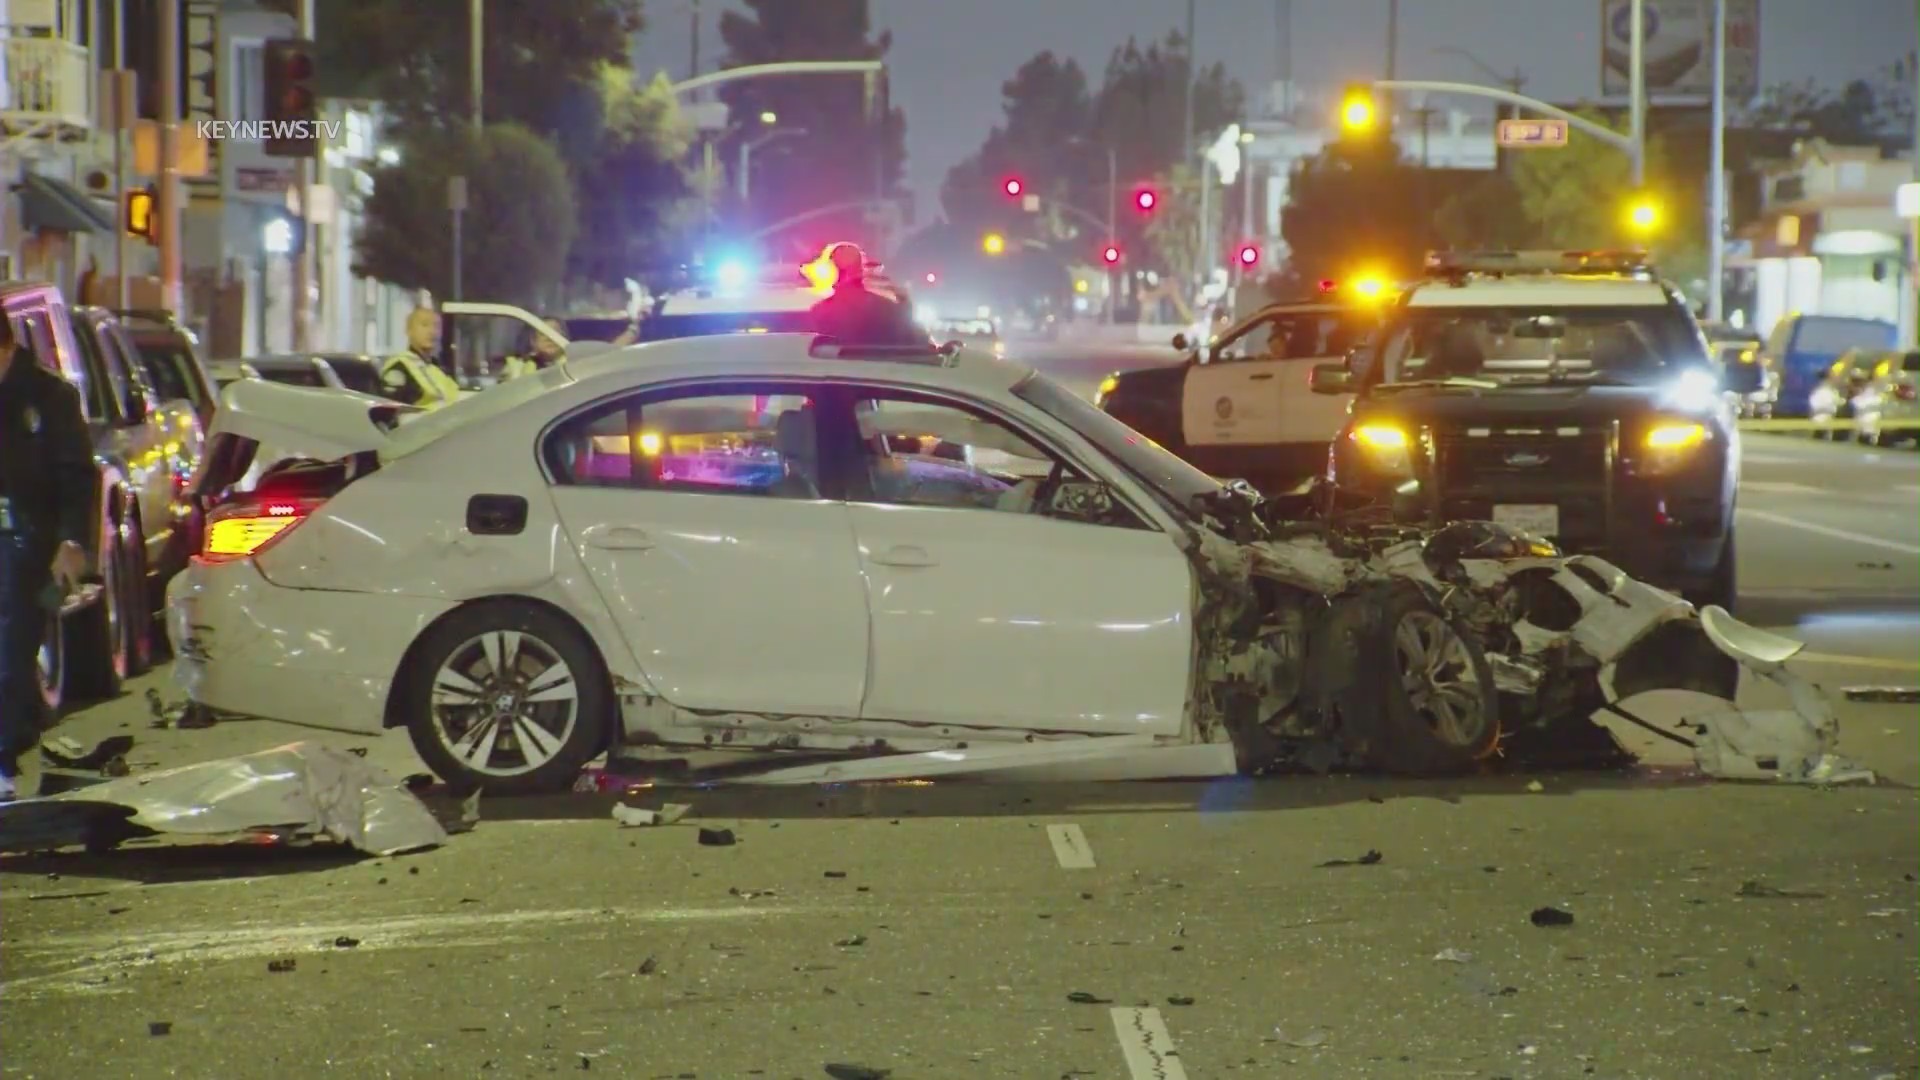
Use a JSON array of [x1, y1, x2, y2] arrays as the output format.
[[634, 0, 1918, 212]]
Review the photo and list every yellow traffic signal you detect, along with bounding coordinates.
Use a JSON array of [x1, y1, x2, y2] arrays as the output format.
[[124, 186, 154, 240], [1340, 86, 1378, 132], [1625, 195, 1662, 234], [982, 232, 1006, 255]]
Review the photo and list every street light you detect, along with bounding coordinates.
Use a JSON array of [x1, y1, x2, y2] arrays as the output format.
[[737, 125, 808, 203], [982, 232, 1006, 255]]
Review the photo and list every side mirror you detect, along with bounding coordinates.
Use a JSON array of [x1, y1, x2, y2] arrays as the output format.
[[1310, 363, 1351, 395], [1047, 479, 1119, 524], [1721, 361, 1763, 395], [1170, 333, 1190, 352]]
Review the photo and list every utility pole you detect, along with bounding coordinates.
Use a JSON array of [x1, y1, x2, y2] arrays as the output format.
[[1385, 0, 1399, 82], [1628, 0, 1646, 187], [157, 0, 183, 315], [689, 0, 701, 80], [292, 0, 313, 350], [471, 0, 484, 128], [1181, 0, 1196, 161], [112, 4, 128, 312], [1106, 145, 1117, 326], [1707, 0, 1727, 323]]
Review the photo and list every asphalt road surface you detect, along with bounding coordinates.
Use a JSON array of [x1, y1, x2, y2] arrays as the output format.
[[1, 409, 1914, 1077]]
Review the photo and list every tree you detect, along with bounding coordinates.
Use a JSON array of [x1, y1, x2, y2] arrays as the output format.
[[1142, 163, 1204, 285], [938, 52, 1094, 230], [717, 0, 906, 248], [1741, 55, 1916, 145], [568, 70, 698, 289], [356, 124, 577, 308], [285, 0, 645, 139], [1510, 108, 1677, 250], [1277, 140, 1428, 289], [1433, 172, 1541, 251], [1092, 33, 1244, 183]]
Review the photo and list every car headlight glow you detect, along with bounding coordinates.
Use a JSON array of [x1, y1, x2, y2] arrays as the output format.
[[1645, 422, 1706, 450], [1351, 423, 1412, 474], [1662, 368, 1722, 413]]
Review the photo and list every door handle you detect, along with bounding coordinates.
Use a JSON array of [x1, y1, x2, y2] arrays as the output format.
[[870, 544, 936, 567], [585, 525, 655, 551]]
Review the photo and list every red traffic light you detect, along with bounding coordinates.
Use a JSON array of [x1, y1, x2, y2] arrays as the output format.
[[1133, 188, 1158, 212], [924, 272, 938, 284], [1002, 177, 1024, 197], [1101, 245, 1121, 264], [1237, 244, 1260, 267]]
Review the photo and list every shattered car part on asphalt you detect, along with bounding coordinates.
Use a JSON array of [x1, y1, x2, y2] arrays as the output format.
[[0, 742, 448, 856]]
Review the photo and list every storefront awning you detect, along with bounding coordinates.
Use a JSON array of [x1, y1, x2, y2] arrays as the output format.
[[17, 171, 115, 234]]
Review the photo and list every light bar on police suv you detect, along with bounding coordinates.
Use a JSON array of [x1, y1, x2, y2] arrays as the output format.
[[1424, 249, 1653, 276]]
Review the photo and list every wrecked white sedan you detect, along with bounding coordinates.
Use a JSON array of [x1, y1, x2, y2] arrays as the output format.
[[167, 313, 1855, 793]]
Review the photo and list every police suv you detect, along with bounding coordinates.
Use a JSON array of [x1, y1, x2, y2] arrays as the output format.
[[1310, 250, 1759, 611]]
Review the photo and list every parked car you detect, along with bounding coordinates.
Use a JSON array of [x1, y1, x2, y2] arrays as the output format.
[[1761, 313, 1897, 419], [1845, 348, 1920, 447], [71, 306, 205, 576], [167, 303, 1771, 794], [0, 284, 175, 712], [116, 309, 218, 427]]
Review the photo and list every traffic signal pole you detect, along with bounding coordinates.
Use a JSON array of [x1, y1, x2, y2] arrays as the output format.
[[157, 0, 183, 315], [292, 0, 314, 351]]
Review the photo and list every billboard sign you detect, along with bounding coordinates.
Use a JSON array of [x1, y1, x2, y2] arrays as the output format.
[[1600, 0, 1759, 101]]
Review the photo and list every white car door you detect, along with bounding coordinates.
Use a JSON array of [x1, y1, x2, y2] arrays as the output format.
[[543, 383, 871, 718], [840, 387, 1193, 736]]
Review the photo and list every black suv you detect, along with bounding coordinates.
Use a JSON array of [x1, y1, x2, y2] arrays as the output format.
[[1310, 252, 1762, 611]]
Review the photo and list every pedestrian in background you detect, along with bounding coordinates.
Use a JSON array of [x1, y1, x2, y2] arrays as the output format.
[[0, 317, 94, 802]]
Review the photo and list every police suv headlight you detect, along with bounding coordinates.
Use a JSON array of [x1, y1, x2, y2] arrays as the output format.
[[1661, 369, 1723, 414]]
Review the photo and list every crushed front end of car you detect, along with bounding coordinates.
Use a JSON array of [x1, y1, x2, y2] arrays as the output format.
[[1183, 486, 1872, 785]]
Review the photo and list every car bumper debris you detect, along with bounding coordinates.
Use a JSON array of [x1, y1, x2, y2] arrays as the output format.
[[0, 742, 449, 856]]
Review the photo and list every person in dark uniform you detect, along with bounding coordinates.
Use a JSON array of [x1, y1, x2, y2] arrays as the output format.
[[809, 243, 928, 348], [0, 317, 94, 801]]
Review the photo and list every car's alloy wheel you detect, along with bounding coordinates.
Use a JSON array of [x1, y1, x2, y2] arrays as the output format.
[[1392, 609, 1490, 751], [430, 630, 580, 778], [37, 609, 65, 714]]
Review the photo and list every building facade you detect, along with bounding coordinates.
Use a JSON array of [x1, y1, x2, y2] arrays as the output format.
[[0, 0, 412, 356]]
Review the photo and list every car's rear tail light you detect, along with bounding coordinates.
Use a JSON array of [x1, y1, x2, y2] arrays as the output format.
[[200, 498, 321, 563]]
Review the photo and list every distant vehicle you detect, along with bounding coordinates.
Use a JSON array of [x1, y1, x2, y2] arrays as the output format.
[[931, 317, 1004, 358], [211, 354, 341, 391], [1313, 250, 1755, 611], [1097, 300, 1379, 494], [116, 309, 218, 426], [1761, 313, 1897, 418], [1701, 323, 1773, 419], [1836, 348, 1920, 447]]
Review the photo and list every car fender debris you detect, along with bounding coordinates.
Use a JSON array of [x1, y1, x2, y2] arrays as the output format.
[[0, 742, 448, 856], [612, 802, 691, 827], [697, 827, 736, 846], [266, 958, 297, 973], [824, 1065, 891, 1080], [1067, 991, 1113, 1004], [1317, 849, 1383, 868]]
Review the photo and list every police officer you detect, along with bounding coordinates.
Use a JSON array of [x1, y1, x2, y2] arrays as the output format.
[[0, 317, 94, 801], [381, 307, 462, 407], [500, 319, 570, 381], [809, 243, 928, 347]]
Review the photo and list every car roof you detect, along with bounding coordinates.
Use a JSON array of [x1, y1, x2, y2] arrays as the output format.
[[1403, 275, 1671, 308], [566, 332, 1025, 394], [655, 286, 818, 316]]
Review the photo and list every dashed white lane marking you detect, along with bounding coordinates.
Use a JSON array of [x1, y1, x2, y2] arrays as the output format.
[[1046, 823, 1096, 869], [1738, 509, 1920, 557], [1740, 480, 1824, 495], [1111, 1007, 1189, 1079]]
